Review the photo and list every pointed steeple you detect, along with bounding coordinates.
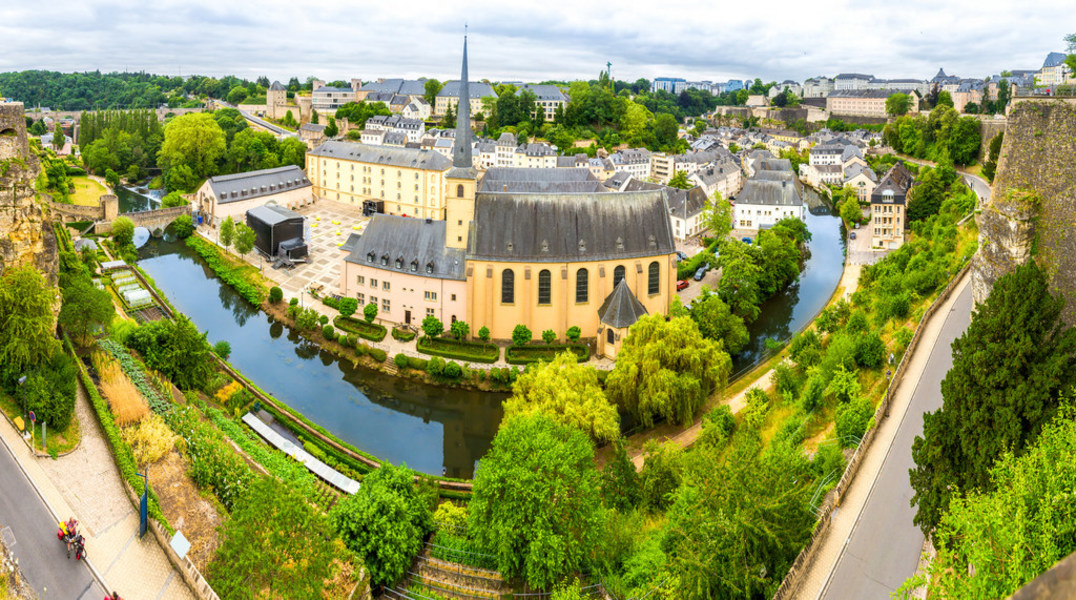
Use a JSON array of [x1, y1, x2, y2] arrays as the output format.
[[451, 32, 473, 169]]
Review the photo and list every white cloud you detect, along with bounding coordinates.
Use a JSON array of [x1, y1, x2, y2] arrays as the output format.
[[0, 0, 1071, 84]]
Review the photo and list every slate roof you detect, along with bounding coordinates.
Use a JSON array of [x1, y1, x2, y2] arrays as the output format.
[[757, 158, 793, 172], [438, 80, 497, 100], [828, 89, 917, 99], [469, 190, 675, 262], [308, 141, 452, 170], [735, 180, 802, 207], [692, 161, 739, 186], [835, 73, 874, 80], [340, 233, 362, 253], [300, 123, 326, 133], [844, 162, 878, 183], [622, 179, 707, 220], [871, 162, 914, 205], [207, 165, 311, 205], [598, 279, 649, 329], [344, 215, 466, 280], [516, 84, 569, 102], [478, 167, 604, 194], [610, 148, 651, 165], [1043, 52, 1068, 68], [269, 81, 286, 91]]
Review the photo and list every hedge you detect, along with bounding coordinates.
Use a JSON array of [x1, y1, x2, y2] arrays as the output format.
[[392, 327, 416, 342], [505, 343, 589, 365], [417, 336, 500, 363], [333, 316, 387, 342], [66, 335, 173, 534], [185, 236, 268, 305]]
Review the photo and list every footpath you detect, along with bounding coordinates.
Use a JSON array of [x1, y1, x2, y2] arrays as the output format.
[[0, 384, 196, 600], [791, 273, 972, 599]]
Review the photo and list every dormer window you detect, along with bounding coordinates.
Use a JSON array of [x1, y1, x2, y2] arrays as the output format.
[[616, 236, 625, 250], [367, 252, 375, 263], [410, 260, 418, 272], [381, 254, 389, 266], [578, 239, 586, 253], [540, 239, 549, 253], [426, 262, 434, 274], [648, 234, 657, 249], [395, 257, 404, 269], [506, 241, 514, 253]]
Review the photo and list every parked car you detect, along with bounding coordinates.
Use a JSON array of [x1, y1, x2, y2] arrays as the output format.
[[693, 267, 706, 281], [675, 251, 689, 261], [742, 237, 752, 244], [677, 280, 690, 291], [850, 231, 857, 240]]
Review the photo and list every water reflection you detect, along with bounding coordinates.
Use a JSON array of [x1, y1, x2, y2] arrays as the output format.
[[138, 239, 504, 478]]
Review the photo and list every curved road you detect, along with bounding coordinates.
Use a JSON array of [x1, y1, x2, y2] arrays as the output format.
[[819, 282, 973, 599], [0, 435, 106, 599]]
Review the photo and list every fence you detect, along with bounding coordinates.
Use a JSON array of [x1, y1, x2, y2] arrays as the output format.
[[770, 260, 972, 600]]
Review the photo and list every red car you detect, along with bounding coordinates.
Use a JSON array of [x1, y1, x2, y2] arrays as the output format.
[[676, 280, 690, 291]]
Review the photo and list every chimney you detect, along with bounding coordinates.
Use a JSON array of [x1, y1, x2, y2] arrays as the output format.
[[425, 217, 432, 224], [503, 184, 508, 192]]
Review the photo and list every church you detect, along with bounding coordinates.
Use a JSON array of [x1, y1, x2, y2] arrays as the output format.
[[337, 36, 675, 358]]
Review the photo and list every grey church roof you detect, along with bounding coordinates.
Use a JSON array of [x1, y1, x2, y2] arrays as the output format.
[[477, 167, 604, 194], [469, 190, 675, 262], [438, 80, 498, 100], [621, 179, 707, 220], [735, 180, 802, 207], [516, 84, 569, 102], [308, 141, 452, 170], [207, 165, 311, 204], [269, 81, 286, 91], [598, 279, 648, 329], [344, 215, 466, 280], [1043, 52, 1067, 68]]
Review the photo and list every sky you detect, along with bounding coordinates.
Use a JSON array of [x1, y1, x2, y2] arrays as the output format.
[[1, 0, 1072, 85]]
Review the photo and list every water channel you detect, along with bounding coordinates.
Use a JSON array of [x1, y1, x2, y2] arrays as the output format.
[[115, 185, 162, 213], [131, 188, 841, 476]]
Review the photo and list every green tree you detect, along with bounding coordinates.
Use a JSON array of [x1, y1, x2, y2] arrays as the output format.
[[605, 315, 731, 428], [470, 414, 604, 590], [363, 302, 378, 323], [910, 262, 1076, 536], [218, 216, 235, 248], [504, 352, 619, 443], [652, 113, 679, 148], [541, 329, 557, 344], [208, 477, 336, 600], [126, 314, 215, 390], [59, 274, 114, 343], [160, 191, 187, 208], [839, 192, 862, 226], [323, 116, 338, 138], [422, 315, 443, 338], [157, 112, 227, 185], [702, 192, 733, 240], [449, 320, 469, 341], [212, 340, 231, 360], [600, 437, 641, 511], [639, 440, 683, 511], [51, 122, 64, 149], [104, 168, 120, 190], [330, 463, 433, 588], [16, 352, 76, 430], [668, 170, 692, 190], [0, 266, 59, 379], [311, 109, 319, 125], [234, 222, 256, 257], [423, 79, 443, 106], [885, 93, 912, 116], [171, 214, 194, 238], [478, 326, 491, 342], [663, 433, 813, 598], [111, 216, 135, 247], [935, 90, 954, 109], [337, 297, 357, 318], [689, 291, 749, 354], [512, 324, 532, 346]]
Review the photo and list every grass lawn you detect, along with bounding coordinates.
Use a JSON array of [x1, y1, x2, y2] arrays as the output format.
[[69, 176, 108, 207]]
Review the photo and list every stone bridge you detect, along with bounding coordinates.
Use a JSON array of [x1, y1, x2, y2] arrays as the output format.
[[122, 205, 191, 233], [50, 194, 117, 223]]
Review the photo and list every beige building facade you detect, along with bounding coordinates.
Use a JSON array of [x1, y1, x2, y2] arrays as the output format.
[[195, 165, 313, 227]]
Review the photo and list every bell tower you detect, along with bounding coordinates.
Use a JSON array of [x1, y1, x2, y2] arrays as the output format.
[[445, 31, 477, 250]]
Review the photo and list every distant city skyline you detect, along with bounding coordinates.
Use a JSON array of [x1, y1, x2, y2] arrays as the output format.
[[1, 0, 1071, 86]]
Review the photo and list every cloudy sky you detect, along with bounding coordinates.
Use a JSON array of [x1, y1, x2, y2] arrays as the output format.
[[2, 0, 1072, 84]]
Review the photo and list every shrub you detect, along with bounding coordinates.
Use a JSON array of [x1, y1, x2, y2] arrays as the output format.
[[773, 362, 800, 399], [269, 287, 283, 303], [854, 333, 886, 368], [363, 302, 378, 323], [512, 324, 532, 346], [801, 374, 825, 412], [111, 216, 135, 247], [367, 347, 387, 362], [505, 344, 589, 365], [698, 405, 736, 448], [443, 361, 462, 379], [836, 396, 873, 446], [478, 326, 491, 342], [542, 329, 557, 344], [337, 297, 358, 318], [318, 314, 329, 326], [433, 501, 469, 536], [394, 353, 409, 368], [391, 327, 416, 342], [213, 340, 232, 360], [846, 309, 869, 333], [333, 316, 388, 342], [449, 320, 469, 341], [422, 315, 444, 338], [121, 413, 178, 466], [416, 336, 499, 363], [322, 325, 335, 341], [289, 297, 299, 307], [426, 356, 446, 376], [566, 326, 581, 342], [346, 334, 359, 348], [296, 308, 319, 331], [184, 237, 267, 305], [171, 214, 194, 238], [286, 304, 300, 319]]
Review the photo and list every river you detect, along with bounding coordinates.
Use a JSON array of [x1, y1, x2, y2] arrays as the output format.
[[731, 188, 844, 372], [137, 239, 504, 478]]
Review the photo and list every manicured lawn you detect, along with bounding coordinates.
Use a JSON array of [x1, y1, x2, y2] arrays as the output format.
[[417, 336, 500, 363], [69, 176, 108, 206]]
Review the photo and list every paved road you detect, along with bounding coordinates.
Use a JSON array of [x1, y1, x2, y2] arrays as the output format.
[[820, 283, 973, 599], [0, 435, 106, 600]]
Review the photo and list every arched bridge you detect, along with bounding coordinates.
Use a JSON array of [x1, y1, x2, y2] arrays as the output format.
[[123, 205, 191, 234]]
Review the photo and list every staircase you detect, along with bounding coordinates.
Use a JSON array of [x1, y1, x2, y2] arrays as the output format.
[[383, 550, 511, 600]]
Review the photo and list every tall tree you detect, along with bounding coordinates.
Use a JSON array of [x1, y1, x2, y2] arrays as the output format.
[[157, 112, 226, 185], [470, 414, 604, 590], [605, 315, 731, 428], [910, 262, 1076, 536], [423, 79, 443, 106], [59, 274, 115, 343], [702, 192, 733, 240], [689, 291, 749, 354], [0, 266, 59, 380], [234, 222, 256, 258], [503, 351, 619, 443], [885, 93, 912, 116], [219, 216, 235, 248], [51, 122, 64, 149]]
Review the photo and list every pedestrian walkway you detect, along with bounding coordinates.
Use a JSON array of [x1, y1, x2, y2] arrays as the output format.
[[792, 274, 972, 600], [0, 384, 196, 600]]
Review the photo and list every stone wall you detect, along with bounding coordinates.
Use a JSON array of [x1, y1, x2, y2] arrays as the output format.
[[972, 100, 1076, 325], [0, 102, 58, 285]]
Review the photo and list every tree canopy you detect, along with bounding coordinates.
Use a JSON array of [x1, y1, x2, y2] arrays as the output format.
[[0, 265, 59, 379], [910, 262, 1076, 536]]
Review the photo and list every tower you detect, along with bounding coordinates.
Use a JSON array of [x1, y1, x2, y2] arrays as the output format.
[[445, 32, 478, 250]]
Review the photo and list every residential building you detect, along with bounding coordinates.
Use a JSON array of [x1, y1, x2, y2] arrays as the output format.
[[733, 179, 805, 230], [652, 77, 687, 94], [651, 149, 729, 183], [435, 80, 498, 117], [401, 98, 432, 121], [951, 80, 985, 113], [768, 80, 803, 99], [516, 84, 569, 121], [195, 165, 313, 227], [803, 77, 834, 98], [800, 164, 844, 187], [688, 160, 743, 199], [513, 143, 558, 168], [299, 123, 327, 148], [609, 148, 652, 179], [311, 82, 359, 113], [844, 163, 878, 202], [1035, 52, 1074, 87], [495, 132, 516, 167], [833, 73, 875, 90], [870, 162, 914, 250], [826, 89, 921, 119], [365, 115, 425, 143]]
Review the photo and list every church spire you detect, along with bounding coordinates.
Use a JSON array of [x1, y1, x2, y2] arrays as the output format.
[[451, 31, 473, 169]]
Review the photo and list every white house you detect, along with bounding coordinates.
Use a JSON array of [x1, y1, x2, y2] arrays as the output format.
[[732, 179, 805, 230], [609, 148, 652, 179]]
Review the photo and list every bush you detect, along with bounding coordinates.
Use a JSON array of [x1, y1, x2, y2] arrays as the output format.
[[185, 237, 267, 305], [367, 347, 387, 362], [17, 352, 78, 431], [394, 353, 409, 368], [285, 304, 300, 319], [854, 333, 886, 368], [426, 356, 446, 376], [512, 324, 532, 346], [542, 329, 557, 344], [171, 214, 194, 238], [391, 327, 415, 342], [836, 396, 874, 446], [120, 413, 177, 466], [337, 297, 358, 318], [698, 405, 736, 448], [322, 325, 335, 341], [296, 308, 319, 331], [318, 314, 329, 326], [289, 297, 299, 307], [406, 356, 428, 370], [269, 287, 283, 303], [333, 316, 387, 342], [417, 335, 499, 363], [111, 216, 135, 247], [422, 315, 444, 338], [443, 361, 463, 379], [213, 340, 232, 360], [506, 343, 588, 365], [363, 302, 378, 323], [801, 374, 826, 412], [478, 326, 491, 342], [566, 326, 581, 342]]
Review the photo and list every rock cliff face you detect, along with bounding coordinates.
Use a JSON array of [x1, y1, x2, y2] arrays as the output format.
[[972, 100, 1076, 325], [0, 102, 58, 285]]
